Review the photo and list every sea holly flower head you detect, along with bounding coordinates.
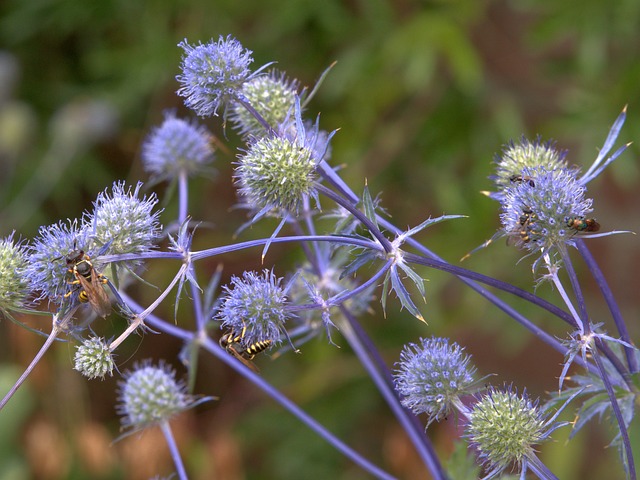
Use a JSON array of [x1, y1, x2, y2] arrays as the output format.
[[24, 220, 93, 303], [0, 233, 31, 315], [466, 385, 566, 479], [117, 360, 203, 431], [74, 336, 115, 380], [141, 111, 215, 182], [489, 136, 568, 200], [89, 181, 162, 258], [216, 269, 293, 348], [394, 337, 479, 425], [500, 166, 594, 262], [177, 35, 267, 118], [230, 69, 299, 138], [234, 98, 332, 217]]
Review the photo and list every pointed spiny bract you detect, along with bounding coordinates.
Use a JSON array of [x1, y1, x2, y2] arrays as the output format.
[[0, 233, 30, 315]]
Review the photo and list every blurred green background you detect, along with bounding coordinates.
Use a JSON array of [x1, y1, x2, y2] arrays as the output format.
[[1, 0, 639, 478]]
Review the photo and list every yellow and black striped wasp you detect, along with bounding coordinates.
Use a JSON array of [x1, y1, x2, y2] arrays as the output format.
[[64, 245, 111, 317], [219, 324, 272, 373]]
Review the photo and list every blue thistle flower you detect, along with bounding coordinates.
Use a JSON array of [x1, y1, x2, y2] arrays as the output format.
[[216, 269, 293, 348], [74, 336, 115, 379], [24, 220, 93, 303], [394, 337, 479, 425], [141, 111, 215, 182], [466, 385, 568, 479], [117, 360, 202, 431], [229, 69, 300, 138], [177, 35, 266, 117], [0, 233, 31, 315], [89, 181, 162, 257], [500, 166, 594, 262]]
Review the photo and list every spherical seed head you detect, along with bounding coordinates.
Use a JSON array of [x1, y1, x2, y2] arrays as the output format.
[[177, 35, 255, 117], [394, 337, 478, 424], [90, 181, 162, 257], [235, 125, 321, 216], [141, 111, 215, 182], [466, 386, 546, 474], [24, 220, 92, 303], [0, 234, 30, 315], [230, 70, 299, 138], [74, 336, 115, 380], [494, 137, 568, 191], [117, 361, 194, 430], [216, 270, 291, 347], [500, 166, 593, 254]]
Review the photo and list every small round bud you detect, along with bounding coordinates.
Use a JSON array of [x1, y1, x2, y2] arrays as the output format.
[[141, 111, 215, 182], [74, 336, 114, 380], [394, 337, 478, 424], [117, 361, 197, 430]]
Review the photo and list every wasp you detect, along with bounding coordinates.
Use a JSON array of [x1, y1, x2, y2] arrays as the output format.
[[506, 207, 538, 245], [219, 325, 272, 373], [567, 217, 600, 233], [64, 246, 111, 317], [509, 174, 536, 188]]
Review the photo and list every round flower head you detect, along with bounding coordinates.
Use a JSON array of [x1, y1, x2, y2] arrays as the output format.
[[466, 386, 549, 478], [0, 233, 30, 315], [74, 336, 114, 380], [117, 360, 199, 431], [216, 269, 293, 348], [500, 166, 594, 263], [24, 220, 94, 303], [394, 337, 478, 425], [141, 111, 215, 182], [234, 98, 333, 217], [89, 181, 162, 258], [229, 70, 299, 138], [489, 137, 568, 200], [177, 35, 264, 117]]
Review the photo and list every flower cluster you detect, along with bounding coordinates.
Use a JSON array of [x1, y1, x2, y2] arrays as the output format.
[[24, 181, 162, 304]]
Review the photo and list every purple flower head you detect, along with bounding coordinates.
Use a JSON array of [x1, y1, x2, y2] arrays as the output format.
[[141, 111, 215, 182], [177, 35, 264, 117], [500, 166, 594, 261], [24, 220, 93, 303], [394, 337, 478, 425], [216, 269, 293, 348]]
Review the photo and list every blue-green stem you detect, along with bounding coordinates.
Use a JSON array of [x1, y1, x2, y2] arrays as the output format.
[[576, 239, 638, 373], [160, 420, 188, 480]]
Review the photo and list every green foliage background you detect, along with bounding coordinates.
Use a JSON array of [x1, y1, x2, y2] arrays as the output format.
[[1, 1, 639, 479]]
